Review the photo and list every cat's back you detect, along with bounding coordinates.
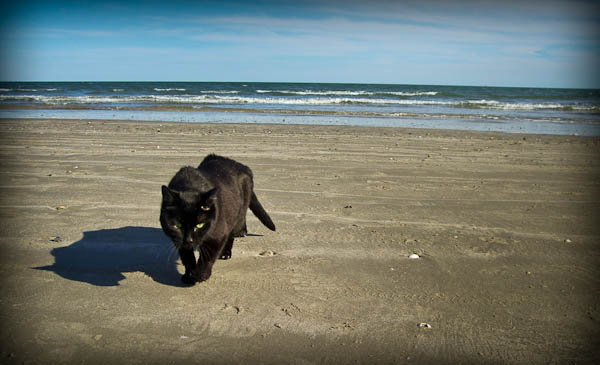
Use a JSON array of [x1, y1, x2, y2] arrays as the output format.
[[198, 154, 253, 180]]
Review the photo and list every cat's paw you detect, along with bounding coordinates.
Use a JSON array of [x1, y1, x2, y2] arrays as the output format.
[[233, 230, 247, 238], [197, 270, 212, 282], [234, 223, 247, 237], [181, 273, 196, 286], [219, 248, 232, 260], [187, 267, 212, 283]]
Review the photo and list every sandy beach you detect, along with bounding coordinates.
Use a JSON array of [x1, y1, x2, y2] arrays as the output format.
[[1, 118, 599, 364]]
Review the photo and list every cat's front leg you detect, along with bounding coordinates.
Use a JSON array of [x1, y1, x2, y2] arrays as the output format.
[[178, 248, 198, 285], [219, 236, 234, 260], [192, 240, 223, 282]]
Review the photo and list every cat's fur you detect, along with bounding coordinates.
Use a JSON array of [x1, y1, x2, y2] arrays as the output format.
[[160, 154, 276, 285]]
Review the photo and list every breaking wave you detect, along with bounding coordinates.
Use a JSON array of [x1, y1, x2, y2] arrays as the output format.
[[1, 94, 597, 112], [255, 89, 438, 97]]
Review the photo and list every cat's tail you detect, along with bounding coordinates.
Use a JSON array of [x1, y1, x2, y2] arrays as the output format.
[[250, 192, 276, 231]]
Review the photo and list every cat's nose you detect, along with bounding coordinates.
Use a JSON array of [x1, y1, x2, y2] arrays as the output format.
[[185, 234, 194, 244]]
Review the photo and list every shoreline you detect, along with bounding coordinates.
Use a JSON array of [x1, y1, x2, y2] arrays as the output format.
[[1, 118, 599, 363], [3, 116, 598, 139], [2, 111, 600, 136]]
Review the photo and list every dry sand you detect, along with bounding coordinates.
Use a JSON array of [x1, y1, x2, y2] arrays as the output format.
[[1, 118, 599, 364]]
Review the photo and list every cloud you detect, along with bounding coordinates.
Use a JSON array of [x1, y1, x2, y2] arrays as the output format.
[[34, 28, 121, 38], [2, 0, 598, 86], [151, 3, 595, 54]]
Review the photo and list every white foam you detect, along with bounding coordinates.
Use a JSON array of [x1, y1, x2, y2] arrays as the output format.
[[255, 89, 438, 97], [458, 100, 590, 110], [1, 88, 59, 92], [199, 90, 240, 94], [1, 94, 596, 112]]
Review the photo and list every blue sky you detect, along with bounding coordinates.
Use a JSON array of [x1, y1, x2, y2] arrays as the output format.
[[1, 0, 599, 88]]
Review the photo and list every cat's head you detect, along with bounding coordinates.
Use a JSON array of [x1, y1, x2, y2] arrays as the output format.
[[160, 185, 218, 250]]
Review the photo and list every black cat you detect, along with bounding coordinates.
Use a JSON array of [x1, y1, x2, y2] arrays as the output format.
[[160, 154, 276, 285]]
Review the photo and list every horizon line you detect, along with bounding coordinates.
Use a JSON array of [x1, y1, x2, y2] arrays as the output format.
[[1, 80, 598, 90]]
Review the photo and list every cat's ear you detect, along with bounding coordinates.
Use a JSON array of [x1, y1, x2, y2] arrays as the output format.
[[161, 185, 177, 205], [200, 187, 218, 211]]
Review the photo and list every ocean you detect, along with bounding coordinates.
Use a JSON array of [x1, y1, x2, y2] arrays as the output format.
[[1, 82, 599, 135]]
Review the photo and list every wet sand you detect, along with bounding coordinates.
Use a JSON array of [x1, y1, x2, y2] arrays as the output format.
[[1, 118, 599, 363]]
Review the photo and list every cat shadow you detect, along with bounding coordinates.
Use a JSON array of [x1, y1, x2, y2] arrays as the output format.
[[35, 226, 186, 287]]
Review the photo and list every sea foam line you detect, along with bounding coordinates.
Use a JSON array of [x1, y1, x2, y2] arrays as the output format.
[[200, 90, 240, 94], [1, 94, 597, 111], [0, 88, 59, 92], [153, 88, 187, 91], [255, 89, 438, 96]]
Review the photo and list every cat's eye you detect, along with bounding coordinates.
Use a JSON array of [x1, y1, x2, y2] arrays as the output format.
[[200, 205, 210, 211], [173, 222, 182, 229], [196, 223, 205, 229]]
